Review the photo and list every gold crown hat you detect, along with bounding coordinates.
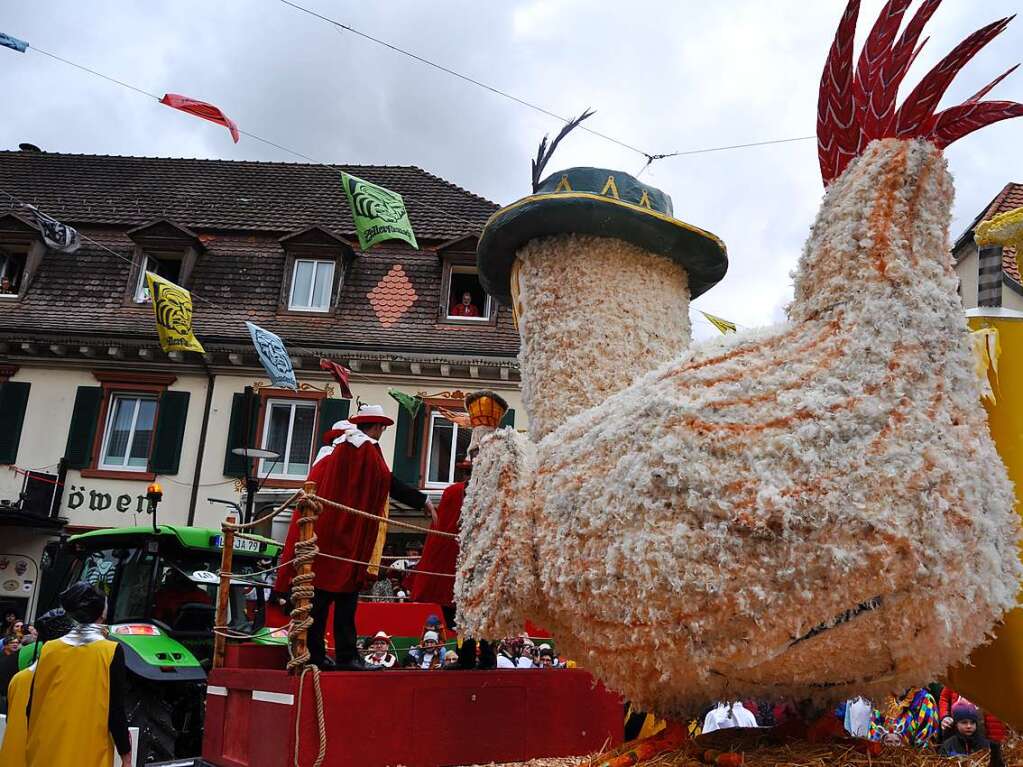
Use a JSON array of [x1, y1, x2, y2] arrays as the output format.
[[465, 390, 510, 429]]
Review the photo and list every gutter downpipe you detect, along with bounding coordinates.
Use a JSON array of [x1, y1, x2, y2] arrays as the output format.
[[187, 360, 216, 526]]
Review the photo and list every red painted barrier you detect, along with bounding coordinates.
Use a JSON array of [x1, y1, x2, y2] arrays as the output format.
[[203, 667, 623, 767]]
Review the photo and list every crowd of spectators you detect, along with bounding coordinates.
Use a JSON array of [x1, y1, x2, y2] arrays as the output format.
[[0, 610, 37, 657], [690, 685, 1005, 764]]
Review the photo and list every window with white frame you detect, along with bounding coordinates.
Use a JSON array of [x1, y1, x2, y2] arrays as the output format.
[[99, 394, 158, 471], [0, 249, 26, 297], [259, 399, 317, 479], [425, 411, 471, 487], [289, 259, 335, 312], [134, 253, 183, 303], [446, 266, 491, 320]]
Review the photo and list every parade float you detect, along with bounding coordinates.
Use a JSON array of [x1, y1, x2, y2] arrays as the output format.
[[193, 2, 1023, 766]]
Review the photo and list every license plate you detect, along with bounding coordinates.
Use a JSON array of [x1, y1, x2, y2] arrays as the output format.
[[213, 535, 262, 553]]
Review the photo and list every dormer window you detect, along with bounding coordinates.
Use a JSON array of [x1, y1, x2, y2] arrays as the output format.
[[446, 266, 491, 320], [278, 226, 356, 316], [0, 249, 26, 298], [288, 259, 335, 312], [133, 252, 183, 303]]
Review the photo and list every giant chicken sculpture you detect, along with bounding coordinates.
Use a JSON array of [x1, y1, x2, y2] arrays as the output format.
[[457, 0, 1023, 715]]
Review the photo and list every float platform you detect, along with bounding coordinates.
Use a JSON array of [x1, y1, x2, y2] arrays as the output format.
[[202, 646, 623, 767]]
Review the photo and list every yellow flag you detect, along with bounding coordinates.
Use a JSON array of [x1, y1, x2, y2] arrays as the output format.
[[146, 272, 205, 354], [700, 311, 737, 334]]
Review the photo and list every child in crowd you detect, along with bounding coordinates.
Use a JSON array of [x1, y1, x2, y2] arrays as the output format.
[[408, 630, 444, 669], [940, 703, 990, 757]]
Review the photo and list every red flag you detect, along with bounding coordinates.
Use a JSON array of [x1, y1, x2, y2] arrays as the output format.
[[160, 93, 239, 143], [319, 358, 353, 399]]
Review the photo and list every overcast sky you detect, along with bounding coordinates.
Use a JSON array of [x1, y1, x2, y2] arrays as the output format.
[[2, 1, 1021, 338]]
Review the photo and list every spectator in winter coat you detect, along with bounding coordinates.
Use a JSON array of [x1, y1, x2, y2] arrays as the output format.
[[940, 703, 990, 757], [938, 687, 1005, 744]]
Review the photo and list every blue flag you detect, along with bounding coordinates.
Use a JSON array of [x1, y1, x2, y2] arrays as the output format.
[[245, 321, 297, 390], [0, 33, 28, 53]]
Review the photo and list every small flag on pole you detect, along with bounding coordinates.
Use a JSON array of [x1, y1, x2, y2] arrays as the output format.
[[160, 93, 240, 143], [388, 388, 422, 419], [319, 358, 353, 399], [25, 205, 80, 252], [246, 322, 297, 390], [146, 272, 205, 354], [701, 311, 737, 335], [0, 32, 28, 53], [341, 172, 418, 251]]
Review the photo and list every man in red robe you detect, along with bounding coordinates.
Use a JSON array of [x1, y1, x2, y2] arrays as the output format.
[[276, 404, 395, 670], [410, 460, 469, 619]]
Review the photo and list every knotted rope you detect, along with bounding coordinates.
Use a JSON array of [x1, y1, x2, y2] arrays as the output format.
[[307, 493, 458, 539], [286, 493, 321, 673]]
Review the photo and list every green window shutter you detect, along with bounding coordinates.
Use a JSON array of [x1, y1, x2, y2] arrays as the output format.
[[0, 382, 30, 464], [223, 392, 260, 478], [318, 398, 351, 444], [391, 406, 423, 487], [499, 408, 516, 429], [150, 390, 190, 475], [64, 386, 103, 469]]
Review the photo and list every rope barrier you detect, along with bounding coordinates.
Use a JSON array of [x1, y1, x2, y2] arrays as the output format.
[[220, 552, 454, 582], [307, 493, 458, 539], [223, 490, 303, 531]]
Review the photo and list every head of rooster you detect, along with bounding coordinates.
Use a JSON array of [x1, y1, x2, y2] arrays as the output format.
[[458, 0, 1023, 718]]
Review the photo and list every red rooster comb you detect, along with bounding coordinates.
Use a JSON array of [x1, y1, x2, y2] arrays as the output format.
[[818, 0, 1023, 184]]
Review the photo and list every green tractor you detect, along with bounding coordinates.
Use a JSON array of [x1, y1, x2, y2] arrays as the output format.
[[20, 525, 285, 764]]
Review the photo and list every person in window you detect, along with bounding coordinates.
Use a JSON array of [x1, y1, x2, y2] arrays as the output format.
[[450, 290, 480, 317], [276, 404, 410, 671], [25, 582, 132, 767], [0, 277, 14, 295]]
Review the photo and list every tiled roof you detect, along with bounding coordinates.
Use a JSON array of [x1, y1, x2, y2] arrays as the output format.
[[0, 151, 520, 360], [0, 150, 496, 240]]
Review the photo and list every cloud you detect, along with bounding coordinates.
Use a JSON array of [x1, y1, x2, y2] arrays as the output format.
[[1, 0, 1020, 333]]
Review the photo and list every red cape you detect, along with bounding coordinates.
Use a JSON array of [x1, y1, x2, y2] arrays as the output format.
[[409, 481, 464, 606], [277, 439, 392, 594]]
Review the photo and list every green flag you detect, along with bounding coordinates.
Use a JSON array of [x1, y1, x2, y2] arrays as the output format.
[[388, 388, 422, 419], [341, 171, 418, 251]]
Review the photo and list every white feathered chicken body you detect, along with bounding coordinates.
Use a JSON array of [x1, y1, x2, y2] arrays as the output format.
[[458, 1, 1023, 715]]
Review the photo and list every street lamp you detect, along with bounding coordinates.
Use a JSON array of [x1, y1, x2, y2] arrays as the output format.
[[230, 447, 280, 524]]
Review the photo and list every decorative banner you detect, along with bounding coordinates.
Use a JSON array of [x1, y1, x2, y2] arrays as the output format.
[[25, 205, 80, 252], [160, 93, 240, 143], [246, 321, 296, 390], [388, 388, 422, 419], [146, 272, 205, 354], [319, 358, 353, 399], [0, 32, 28, 53], [340, 171, 418, 251], [701, 311, 737, 335]]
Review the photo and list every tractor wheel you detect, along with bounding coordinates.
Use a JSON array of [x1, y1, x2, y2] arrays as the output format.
[[124, 680, 178, 765]]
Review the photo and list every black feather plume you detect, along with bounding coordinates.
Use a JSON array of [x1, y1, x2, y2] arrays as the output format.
[[531, 109, 595, 192]]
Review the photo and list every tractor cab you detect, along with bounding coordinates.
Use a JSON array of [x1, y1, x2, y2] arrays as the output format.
[[57, 525, 284, 664]]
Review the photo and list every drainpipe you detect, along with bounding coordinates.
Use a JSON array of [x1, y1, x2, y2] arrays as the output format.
[[187, 361, 216, 526]]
